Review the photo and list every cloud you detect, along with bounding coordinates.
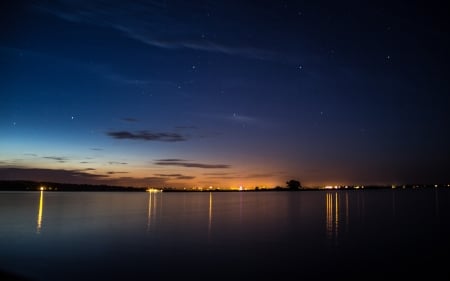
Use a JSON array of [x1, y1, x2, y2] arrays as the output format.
[[89, 64, 176, 87], [108, 161, 128, 165], [154, 173, 183, 177], [207, 176, 237, 180], [0, 166, 197, 188], [203, 172, 235, 179], [107, 131, 186, 142], [175, 175, 195, 180], [33, 1, 285, 63], [43, 156, 68, 163], [154, 173, 195, 180], [0, 167, 108, 184], [90, 148, 103, 151], [203, 172, 233, 176], [154, 159, 230, 169], [175, 125, 197, 129], [122, 117, 138, 122], [107, 171, 128, 175]]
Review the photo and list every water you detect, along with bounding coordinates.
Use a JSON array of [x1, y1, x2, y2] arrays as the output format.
[[1, 189, 449, 280]]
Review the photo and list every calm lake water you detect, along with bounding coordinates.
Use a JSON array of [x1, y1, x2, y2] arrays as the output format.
[[1, 189, 449, 280]]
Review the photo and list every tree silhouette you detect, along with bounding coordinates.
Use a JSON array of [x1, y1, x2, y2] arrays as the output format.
[[286, 179, 302, 190]]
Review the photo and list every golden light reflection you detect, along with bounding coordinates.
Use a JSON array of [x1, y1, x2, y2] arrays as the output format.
[[36, 190, 44, 234], [326, 193, 333, 240], [147, 190, 159, 232], [345, 192, 349, 233], [208, 192, 213, 241], [335, 192, 339, 238], [326, 192, 348, 245]]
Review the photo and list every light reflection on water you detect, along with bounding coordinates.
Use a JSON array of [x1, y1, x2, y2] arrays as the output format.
[[147, 190, 162, 232], [208, 192, 212, 241], [36, 190, 44, 234], [1, 189, 449, 281], [326, 191, 354, 245], [325, 192, 339, 244]]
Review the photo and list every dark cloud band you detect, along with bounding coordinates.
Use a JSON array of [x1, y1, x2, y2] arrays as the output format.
[[155, 159, 230, 169], [107, 131, 186, 142]]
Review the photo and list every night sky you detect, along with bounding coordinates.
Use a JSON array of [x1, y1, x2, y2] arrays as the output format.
[[1, 0, 449, 189]]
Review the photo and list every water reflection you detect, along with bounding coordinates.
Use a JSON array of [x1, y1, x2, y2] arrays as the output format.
[[392, 190, 396, 217], [147, 190, 161, 232], [326, 192, 350, 244], [435, 187, 439, 217], [326, 193, 338, 243], [208, 192, 213, 240], [345, 192, 349, 233], [36, 191, 44, 234]]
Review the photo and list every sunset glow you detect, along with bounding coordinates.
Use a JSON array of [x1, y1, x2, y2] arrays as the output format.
[[1, 1, 449, 189]]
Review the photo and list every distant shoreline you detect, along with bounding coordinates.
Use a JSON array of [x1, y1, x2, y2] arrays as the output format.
[[0, 180, 145, 192], [0, 180, 448, 192]]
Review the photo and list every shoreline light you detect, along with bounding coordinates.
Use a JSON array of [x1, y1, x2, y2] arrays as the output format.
[[146, 188, 162, 193]]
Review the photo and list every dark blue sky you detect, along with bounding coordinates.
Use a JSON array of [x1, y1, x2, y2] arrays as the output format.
[[1, 0, 449, 188]]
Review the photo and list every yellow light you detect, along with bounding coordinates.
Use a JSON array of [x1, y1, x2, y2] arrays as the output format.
[[40, 186, 45, 191], [36, 190, 43, 234], [146, 188, 162, 193]]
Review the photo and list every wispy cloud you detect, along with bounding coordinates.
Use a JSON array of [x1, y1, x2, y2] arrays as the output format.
[[154, 173, 196, 180], [33, 1, 285, 63], [43, 156, 68, 163], [176, 175, 195, 180], [108, 161, 128, 165], [89, 64, 176, 87], [175, 125, 197, 130], [114, 25, 278, 61], [83, 168, 96, 171], [203, 172, 235, 179], [107, 131, 186, 142], [155, 173, 184, 177], [122, 117, 138, 123], [245, 173, 275, 178], [154, 159, 230, 169], [203, 172, 233, 176]]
